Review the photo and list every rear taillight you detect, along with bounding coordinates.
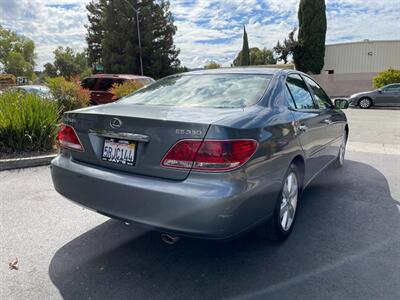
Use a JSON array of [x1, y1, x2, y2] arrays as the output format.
[[57, 123, 84, 152], [162, 139, 258, 172]]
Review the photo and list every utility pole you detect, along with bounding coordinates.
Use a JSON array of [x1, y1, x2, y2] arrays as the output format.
[[123, 0, 144, 76]]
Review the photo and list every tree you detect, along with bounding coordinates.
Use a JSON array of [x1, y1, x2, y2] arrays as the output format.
[[0, 25, 36, 78], [274, 28, 298, 64], [233, 47, 276, 66], [240, 26, 250, 66], [294, 0, 327, 74], [86, 0, 181, 79], [204, 61, 221, 69], [44, 47, 91, 79], [4, 52, 33, 79], [251, 48, 276, 65], [86, 0, 105, 69], [175, 66, 189, 73], [43, 63, 57, 77]]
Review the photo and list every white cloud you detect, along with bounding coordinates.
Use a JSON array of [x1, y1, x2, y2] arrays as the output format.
[[1, 0, 399, 70]]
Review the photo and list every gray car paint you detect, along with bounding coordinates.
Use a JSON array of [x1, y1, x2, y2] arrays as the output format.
[[349, 84, 400, 107], [51, 68, 348, 239]]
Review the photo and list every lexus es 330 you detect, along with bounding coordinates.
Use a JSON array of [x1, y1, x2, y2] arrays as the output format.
[[51, 68, 349, 242]]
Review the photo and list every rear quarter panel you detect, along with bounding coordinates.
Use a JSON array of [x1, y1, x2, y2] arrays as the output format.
[[204, 79, 304, 231]]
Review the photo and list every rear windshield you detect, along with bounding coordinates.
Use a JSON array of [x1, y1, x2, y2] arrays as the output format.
[[121, 74, 271, 108]]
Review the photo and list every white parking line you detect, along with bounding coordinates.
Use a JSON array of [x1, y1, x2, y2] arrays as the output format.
[[347, 142, 400, 156]]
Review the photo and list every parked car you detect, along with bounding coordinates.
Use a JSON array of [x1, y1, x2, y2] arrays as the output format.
[[348, 83, 400, 108], [51, 68, 349, 243], [81, 74, 155, 105], [9, 85, 52, 98]]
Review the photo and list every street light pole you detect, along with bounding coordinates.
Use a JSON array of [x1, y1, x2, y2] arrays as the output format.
[[136, 10, 144, 76], [123, 0, 144, 76]]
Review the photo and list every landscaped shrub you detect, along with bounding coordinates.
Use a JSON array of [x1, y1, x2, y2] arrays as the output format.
[[373, 68, 400, 88], [46, 76, 90, 112], [0, 91, 60, 153], [110, 80, 144, 100], [0, 74, 16, 84]]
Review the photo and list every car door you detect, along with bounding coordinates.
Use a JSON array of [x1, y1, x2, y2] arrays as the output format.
[[391, 85, 400, 106], [285, 73, 331, 183], [380, 85, 400, 106], [302, 75, 343, 161], [374, 85, 399, 106]]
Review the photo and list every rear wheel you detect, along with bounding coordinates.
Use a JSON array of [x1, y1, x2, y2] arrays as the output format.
[[359, 97, 372, 109], [259, 164, 300, 242]]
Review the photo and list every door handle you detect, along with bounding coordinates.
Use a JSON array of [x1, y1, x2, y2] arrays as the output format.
[[298, 124, 308, 132], [323, 119, 333, 125]]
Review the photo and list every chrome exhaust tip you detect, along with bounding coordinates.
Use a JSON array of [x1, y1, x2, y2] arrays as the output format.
[[161, 233, 180, 245]]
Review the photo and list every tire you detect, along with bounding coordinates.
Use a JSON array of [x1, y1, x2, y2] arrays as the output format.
[[259, 164, 300, 242], [358, 97, 372, 109], [334, 132, 347, 168]]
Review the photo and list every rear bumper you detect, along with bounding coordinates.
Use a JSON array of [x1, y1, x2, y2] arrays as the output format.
[[51, 155, 278, 239]]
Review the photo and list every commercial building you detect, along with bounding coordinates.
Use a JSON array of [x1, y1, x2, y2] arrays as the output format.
[[313, 40, 400, 97]]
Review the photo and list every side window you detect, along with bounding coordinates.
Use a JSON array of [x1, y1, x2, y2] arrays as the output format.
[[285, 85, 297, 109], [81, 78, 97, 90], [97, 78, 114, 91], [383, 84, 400, 91], [286, 74, 315, 109], [303, 76, 333, 109]]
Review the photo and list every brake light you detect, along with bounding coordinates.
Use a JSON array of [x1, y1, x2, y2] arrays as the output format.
[[57, 123, 84, 152], [161, 140, 202, 169], [162, 139, 258, 172]]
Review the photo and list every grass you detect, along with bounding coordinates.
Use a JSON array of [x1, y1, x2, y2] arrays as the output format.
[[0, 90, 60, 154]]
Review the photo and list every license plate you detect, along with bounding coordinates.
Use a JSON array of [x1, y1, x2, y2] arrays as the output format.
[[102, 139, 136, 166]]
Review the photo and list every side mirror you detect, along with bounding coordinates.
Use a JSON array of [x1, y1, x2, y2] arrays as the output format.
[[334, 98, 349, 109], [378, 88, 383, 93]]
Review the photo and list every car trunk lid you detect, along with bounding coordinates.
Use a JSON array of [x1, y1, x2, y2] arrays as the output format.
[[62, 104, 245, 180]]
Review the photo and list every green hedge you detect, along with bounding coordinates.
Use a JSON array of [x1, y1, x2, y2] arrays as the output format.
[[373, 68, 400, 88], [0, 91, 60, 153]]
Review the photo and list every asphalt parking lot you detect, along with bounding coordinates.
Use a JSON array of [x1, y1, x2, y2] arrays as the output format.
[[1, 108, 400, 300]]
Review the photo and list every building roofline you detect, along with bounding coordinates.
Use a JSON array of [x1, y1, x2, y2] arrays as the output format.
[[326, 39, 400, 47]]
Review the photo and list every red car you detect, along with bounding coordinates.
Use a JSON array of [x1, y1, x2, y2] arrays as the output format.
[[81, 74, 155, 105]]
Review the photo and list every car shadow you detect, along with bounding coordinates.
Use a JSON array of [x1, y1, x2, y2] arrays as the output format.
[[48, 160, 400, 300]]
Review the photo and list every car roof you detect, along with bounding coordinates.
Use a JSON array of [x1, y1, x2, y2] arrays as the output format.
[[87, 74, 152, 79], [183, 67, 292, 76]]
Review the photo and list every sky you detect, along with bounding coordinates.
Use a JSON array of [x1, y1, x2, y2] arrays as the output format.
[[1, 0, 399, 70]]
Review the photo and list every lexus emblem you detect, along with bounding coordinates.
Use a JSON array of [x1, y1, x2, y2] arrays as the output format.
[[110, 118, 122, 129]]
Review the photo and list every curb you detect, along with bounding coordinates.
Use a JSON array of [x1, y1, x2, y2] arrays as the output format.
[[0, 154, 57, 171]]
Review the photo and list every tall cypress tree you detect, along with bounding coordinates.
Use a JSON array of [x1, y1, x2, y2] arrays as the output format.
[[240, 26, 250, 66], [294, 0, 327, 74], [85, 0, 105, 69], [86, 0, 180, 78]]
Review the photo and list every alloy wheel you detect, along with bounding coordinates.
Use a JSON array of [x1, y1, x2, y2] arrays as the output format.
[[280, 172, 298, 231], [339, 135, 346, 166], [359, 98, 371, 109]]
